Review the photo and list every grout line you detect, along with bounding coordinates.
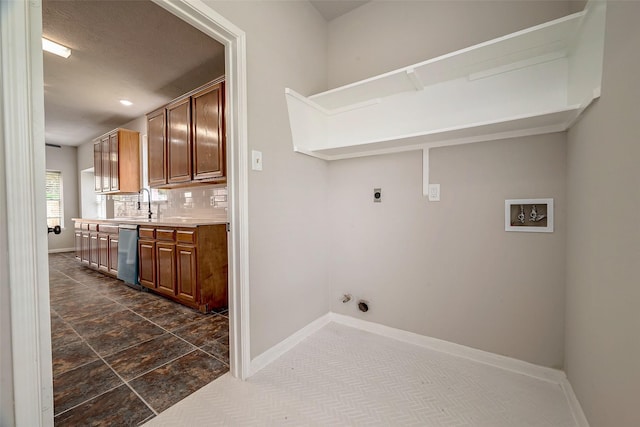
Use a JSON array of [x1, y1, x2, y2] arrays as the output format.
[[53, 383, 124, 418], [125, 348, 198, 383], [83, 335, 159, 416]]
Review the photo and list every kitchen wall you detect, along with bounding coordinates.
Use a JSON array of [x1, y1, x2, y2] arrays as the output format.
[[565, 2, 640, 426], [46, 145, 79, 251], [206, 0, 331, 358], [325, 1, 572, 368], [0, 115, 15, 426]]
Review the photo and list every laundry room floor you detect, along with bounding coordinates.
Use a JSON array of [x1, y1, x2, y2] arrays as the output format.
[[146, 323, 579, 426], [48, 252, 229, 426]]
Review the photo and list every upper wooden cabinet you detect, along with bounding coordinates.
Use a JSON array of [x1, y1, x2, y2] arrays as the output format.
[[192, 82, 225, 181], [93, 128, 141, 194], [166, 97, 192, 184], [146, 78, 225, 188], [147, 108, 167, 187]]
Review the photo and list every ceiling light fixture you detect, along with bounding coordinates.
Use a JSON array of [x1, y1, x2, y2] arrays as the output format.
[[119, 100, 133, 106], [42, 37, 71, 58]]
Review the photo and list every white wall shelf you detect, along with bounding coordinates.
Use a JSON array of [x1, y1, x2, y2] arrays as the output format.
[[285, 1, 606, 196]]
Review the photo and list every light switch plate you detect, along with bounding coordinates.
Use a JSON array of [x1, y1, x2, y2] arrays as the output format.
[[428, 184, 440, 202], [252, 150, 263, 171]]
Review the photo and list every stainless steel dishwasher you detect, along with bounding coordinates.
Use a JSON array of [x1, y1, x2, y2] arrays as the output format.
[[117, 224, 140, 288]]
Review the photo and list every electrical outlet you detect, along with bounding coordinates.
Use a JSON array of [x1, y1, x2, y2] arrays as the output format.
[[373, 188, 382, 203], [428, 184, 440, 202]]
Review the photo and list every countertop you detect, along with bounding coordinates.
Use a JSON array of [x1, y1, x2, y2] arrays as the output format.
[[72, 217, 228, 228]]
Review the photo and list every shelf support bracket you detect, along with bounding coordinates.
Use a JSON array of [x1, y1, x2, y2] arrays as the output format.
[[406, 68, 424, 91], [422, 147, 430, 197]]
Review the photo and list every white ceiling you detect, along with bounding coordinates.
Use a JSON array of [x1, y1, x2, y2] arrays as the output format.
[[309, 0, 370, 21], [43, 0, 225, 146]]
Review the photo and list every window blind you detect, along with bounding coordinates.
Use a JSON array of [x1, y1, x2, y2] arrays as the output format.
[[46, 171, 63, 228]]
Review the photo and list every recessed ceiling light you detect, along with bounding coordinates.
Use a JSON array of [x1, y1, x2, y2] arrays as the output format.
[[42, 37, 71, 58], [119, 100, 133, 106]]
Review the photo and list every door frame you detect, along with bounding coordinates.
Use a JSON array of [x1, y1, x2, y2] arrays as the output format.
[[1, 0, 251, 424]]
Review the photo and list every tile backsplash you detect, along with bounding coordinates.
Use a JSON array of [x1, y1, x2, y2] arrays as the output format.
[[112, 184, 228, 221]]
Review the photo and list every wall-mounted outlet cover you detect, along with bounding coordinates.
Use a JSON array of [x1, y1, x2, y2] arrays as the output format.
[[374, 188, 382, 203], [428, 184, 440, 202], [251, 150, 263, 171]]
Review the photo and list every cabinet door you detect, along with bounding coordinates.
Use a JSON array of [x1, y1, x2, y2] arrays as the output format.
[[166, 97, 192, 183], [138, 240, 156, 289], [109, 132, 119, 192], [74, 231, 82, 261], [93, 141, 102, 192], [89, 232, 99, 268], [147, 109, 167, 187], [81, 232, 90, 264], [176, 245, 198, 305], [108, 235, 119, 276], [97, 233, 109, 272], [156, 242, 176, 296], [192, 82, 224, 181], [101, 135, 110, 192]]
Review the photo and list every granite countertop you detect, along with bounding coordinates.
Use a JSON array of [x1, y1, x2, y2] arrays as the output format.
[[72, 217, 228, 227]]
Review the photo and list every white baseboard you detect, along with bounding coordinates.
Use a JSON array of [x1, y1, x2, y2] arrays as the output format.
[[328, 312, 566, 384], [250, 313, 332, 376], [561, 377, 590, 427], [48, 247, 74, 254]]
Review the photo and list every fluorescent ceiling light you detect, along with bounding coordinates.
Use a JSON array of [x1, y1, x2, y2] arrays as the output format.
[[42, 37, 71, 58], [119, 100, 133, 106]]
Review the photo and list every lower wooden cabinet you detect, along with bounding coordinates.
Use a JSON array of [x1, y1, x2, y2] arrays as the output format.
[[137, 224, 227, 312], [138, 238, 156, 288], [156, 242, 176, 297], [73, 221, 119, 278], [73, 219, 228, 313]]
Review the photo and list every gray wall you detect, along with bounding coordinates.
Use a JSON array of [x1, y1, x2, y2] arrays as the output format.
[[207, 0, 331, 358], [326, 0, 571, 368], [46, 145, 79, 251], [565, 2, 640, 426], [328, 0, 572, 88]]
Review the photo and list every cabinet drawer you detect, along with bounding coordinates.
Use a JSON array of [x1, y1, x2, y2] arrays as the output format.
[[139, 227, 155, 239], [176, 230, 196, 244], [99, 224, 119, 234], [156, 229, 176, 241], [74, 222, 82, 229], [89, 223, 99, 231]]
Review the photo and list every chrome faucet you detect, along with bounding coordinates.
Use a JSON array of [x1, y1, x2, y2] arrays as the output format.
[[138, 188, 153, 219]]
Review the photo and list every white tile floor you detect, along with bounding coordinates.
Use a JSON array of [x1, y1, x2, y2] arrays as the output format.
[[145, 323, 577, 426]]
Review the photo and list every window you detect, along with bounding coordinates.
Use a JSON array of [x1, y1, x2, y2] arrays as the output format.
[[46, 171, 63, 228]]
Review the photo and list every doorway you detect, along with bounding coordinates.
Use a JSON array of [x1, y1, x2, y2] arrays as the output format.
[[1, 0, 249, 424]]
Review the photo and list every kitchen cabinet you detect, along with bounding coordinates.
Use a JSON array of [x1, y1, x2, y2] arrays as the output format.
[[146, 77, 226, 188], [97, 232, 109, 273], [108, 234, 119, 276], [147, 108, 167, 187], [167, 97, 192, 184], [192, 82, 225, 181], [156, 241, 176, 296], [138, 227, 156, 288], [93, 141, 102, 192], [137, 224, 227, 312], [73, 221, 120, 278], [89, 231, 99, 268], [80, 230, 90, 265], [93, 128, 141, 194]]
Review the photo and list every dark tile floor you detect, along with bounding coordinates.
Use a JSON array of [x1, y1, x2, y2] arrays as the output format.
[[48, 252, 229, 426]]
